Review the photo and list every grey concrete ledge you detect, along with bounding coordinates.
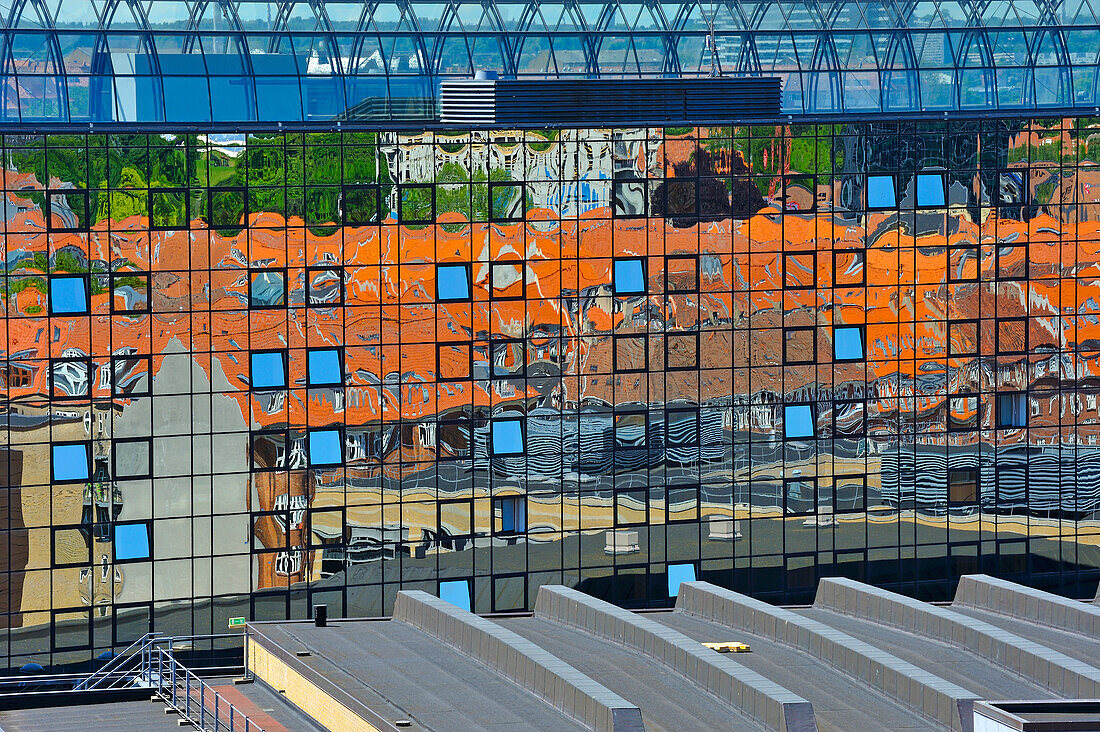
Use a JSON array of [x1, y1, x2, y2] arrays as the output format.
[[955, 574, 1100, 639], [392, 590, 644, 732], [534, 584, 817, 732], [816, 577, 1100, 702], [676, 581, 977, 732]]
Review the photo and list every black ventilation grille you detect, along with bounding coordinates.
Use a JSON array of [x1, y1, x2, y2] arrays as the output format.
[[439, 77, 782, 125]]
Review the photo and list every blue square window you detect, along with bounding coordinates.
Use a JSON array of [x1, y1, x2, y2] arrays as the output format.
[[52, 443, 90, 482], [867, 175, 896, 209], [50, 276, 88, 315], [439, 579, 471, 611], [667, 563, 697, 598], [613, 258, 646, 295], [437, 264, 471, 301], [497, 496, 527, 533], [114, 523, 150, 561], [250, 352, 286, 390], [784, 405, 815, 439], [307, 430, 343, 466], [916, 174, 946, 208], [833, 327, 865, 362], [491, 419, 524, 455], [308, 349, 343, 386]]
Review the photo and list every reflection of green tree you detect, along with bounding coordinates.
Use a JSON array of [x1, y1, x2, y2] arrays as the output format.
[[434, 163, 514, 227]]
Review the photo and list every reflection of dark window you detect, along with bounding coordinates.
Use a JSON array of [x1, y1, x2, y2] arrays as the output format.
[[614, 412, 647, 447], [834, 475, 867, 513], [207, 188, 246, 229], [665, 333, 698, 370], [613, 334, 648, 373], [612, 177, 648, 218], [343, 185, 380, 224], [489, 182, 524, 222], [305, 186, 340, 226], [833, 249, 865, 286], [52, 526, 91, 568], [997, 392, 1028, 429], [666, 409, 699, 446], [112, 355, 151, 397], [832, 399, 866, 437], [250, 269, 287, 308], [948, 243, 978, 282], [667, 485, 700, 523], [493, 496, 526, 535], [150, 188, 188, 230], [996, 318, 1028, 355], [997, 169, 1028, 206], [664, 256, 698, 292], [948, 320, 979, 357], [996, 244, 1027, 281], [251, 431, 289, 471], [307, 266, 343, 306], [47, 190, 89, 231], [784, 478, 816, 516], [948, 395, 980, 431], [783, 252, 815, 289], [111, 272, 149, 314], [438, 499, 474, 542], [399, 184, 434, 224], [948, 468, 978, 505], [784, 327, 815, 365], [489, 261, 526, 299]]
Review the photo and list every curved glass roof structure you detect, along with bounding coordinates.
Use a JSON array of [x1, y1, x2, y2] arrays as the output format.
[[1, 0, 1098, 123]]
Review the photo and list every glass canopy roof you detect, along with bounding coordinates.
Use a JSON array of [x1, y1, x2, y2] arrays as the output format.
[[2, 0, 1097, 123]]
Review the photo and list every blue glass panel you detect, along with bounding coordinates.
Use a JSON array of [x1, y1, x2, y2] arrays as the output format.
[[917, 174, 946, 207], [667, 563, 697, 597], [501, 497, 526, 532], [308, 349, 343, 386], [437, 264, 471, 301], [439, 579, 472, 611], [867, 175, 896, 208], [114, 523, 150, 561], [492, 419, 524, 455], [308, 430, 343, 466], [51, 276, 88, 314], [254, 77, 304, 122], [302, 76, 346, 121], [784, 405, 815, 439], [52, 443, 89, 482], [210, 76, 256, 122], [834, 327, 864, 361], [162, 76, 212, 123], [613, 258, 646, 294], [250, 352, 286, 389]]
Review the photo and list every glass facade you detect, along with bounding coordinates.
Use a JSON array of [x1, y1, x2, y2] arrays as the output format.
[[4, 0, 1100, 121], [3, 120, 1100, 671]]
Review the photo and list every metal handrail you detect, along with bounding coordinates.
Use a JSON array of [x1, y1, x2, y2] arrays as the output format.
[[144, 645, 263, 732], [73, 632, 163, 691]]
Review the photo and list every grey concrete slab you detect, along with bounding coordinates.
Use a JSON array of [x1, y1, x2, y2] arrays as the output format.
[[955, 574, 1100, 639], [650, 610, 932, 732], [0, 701, 182, 732], [949, 604, 1100, 673], [392, 590, 643, 732], [499, 615, 769, 732], [248, 619, 590, 732]]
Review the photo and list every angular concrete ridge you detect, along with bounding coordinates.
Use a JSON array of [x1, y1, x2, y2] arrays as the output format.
[[392, 590, 645, 732], [534, 584, 818, 732], [676, 581, 978, 732], [955, 574, 1100, 638], [816, 577, 1100, 700]]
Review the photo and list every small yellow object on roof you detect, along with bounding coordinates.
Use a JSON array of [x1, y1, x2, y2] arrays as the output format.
[[702, 642, 751, 653]]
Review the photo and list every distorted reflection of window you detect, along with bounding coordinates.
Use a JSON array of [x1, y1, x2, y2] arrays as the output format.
[[437, 263, 471, 301], [491, 419, 524, 455], [439, 579, 472, 611], [866, 175, 896, 209], [308, 429, 343, 466], [250, 270, 286, 307], [308, 349, 343, 386], [784, 404, 815, 439], [667, 563, 696, 597], [114, 523, 151, 561], [250, 351, 286, 389], [50, 276, 88, 315], [997, 393, 1028, 429], [613, 258, 646, 294], [916, 173, 946, 207], [833, 326, 865, 361], [495, 496, 527, 534], [52, 443, 90, 482]]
